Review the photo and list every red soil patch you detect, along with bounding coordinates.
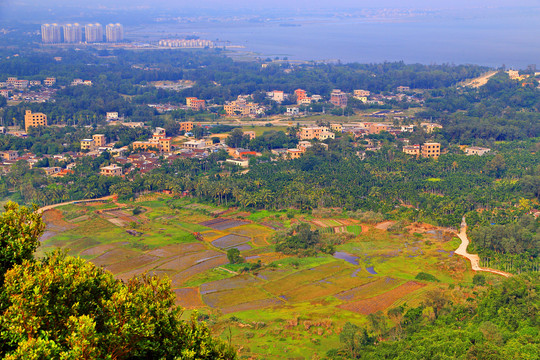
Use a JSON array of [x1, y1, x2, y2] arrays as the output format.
[[42, 209, 76, 232], [338, 281, 425, 315], [174, 288, 204, 308]]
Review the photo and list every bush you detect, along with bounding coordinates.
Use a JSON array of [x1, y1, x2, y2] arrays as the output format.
[[415, 272, 440, 282], [473, 273, 487, 286]]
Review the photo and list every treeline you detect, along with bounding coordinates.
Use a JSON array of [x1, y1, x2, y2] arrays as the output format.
[[325, 273, 539, 359]]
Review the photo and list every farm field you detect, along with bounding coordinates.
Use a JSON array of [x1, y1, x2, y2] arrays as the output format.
[[38, 195, 478, 359]]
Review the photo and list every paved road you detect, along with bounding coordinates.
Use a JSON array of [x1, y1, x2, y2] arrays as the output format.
[[454, 217, 511, 277], [36, 195, 116, 214]]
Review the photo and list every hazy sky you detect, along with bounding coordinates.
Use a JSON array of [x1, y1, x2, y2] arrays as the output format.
[[4, 0, 540, 10]]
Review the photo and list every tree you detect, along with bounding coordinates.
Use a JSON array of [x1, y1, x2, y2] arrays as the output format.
[[227, 248, 244, 264], [0, 202, 45, 285], [0, 251, 237, 359]]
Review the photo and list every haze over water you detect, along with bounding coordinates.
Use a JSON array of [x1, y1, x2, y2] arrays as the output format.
[[133, 10, 540, 68]]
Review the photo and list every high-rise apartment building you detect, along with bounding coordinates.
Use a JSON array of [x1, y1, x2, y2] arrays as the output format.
[[24, 110, 48, 131], [106, 23, 124, 42], [41, 24, 62, 43], [63, 23, 82, 43], [85, 23, 103, 43]]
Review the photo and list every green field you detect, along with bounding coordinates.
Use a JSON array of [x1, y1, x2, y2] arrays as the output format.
[[38, 197, 476, 359]]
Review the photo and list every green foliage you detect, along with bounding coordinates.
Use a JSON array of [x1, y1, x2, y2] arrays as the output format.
[[0, 251, 237, 359], [273, 222, 334, 256], [473, 273, 487, 286], [226, 248, 244, 264], [415, 272, 440, 282], [0, 202, 45, 285]]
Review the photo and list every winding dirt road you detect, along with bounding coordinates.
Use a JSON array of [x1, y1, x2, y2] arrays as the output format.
[[36, 195, 116, 214], [454, 217, 511, 277]]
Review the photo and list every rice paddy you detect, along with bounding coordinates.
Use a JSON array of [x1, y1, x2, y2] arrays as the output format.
[[38, 196, 475, 359]]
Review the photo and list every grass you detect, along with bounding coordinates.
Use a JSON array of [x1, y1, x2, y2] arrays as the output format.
[[346, 225, 362, 236]]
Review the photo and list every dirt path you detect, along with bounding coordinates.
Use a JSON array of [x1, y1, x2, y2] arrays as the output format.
[[37, 195, 116, 214], [462, 70, 498, 88], [454, 218, 511, 277]]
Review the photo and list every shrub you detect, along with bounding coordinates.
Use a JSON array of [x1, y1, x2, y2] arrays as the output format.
[[415, 272, 440, 282]]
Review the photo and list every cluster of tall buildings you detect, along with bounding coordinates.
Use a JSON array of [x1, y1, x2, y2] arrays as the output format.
[[41, 23, 124, 44]]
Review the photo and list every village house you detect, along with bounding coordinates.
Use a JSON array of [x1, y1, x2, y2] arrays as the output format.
[[421, 142, 441, 159], [1, 151, 19, 161], [100, 164, 123, 177], [403, 144, 420, 157], [174, 121, 192, 133], [464, 146, 491, 156], [330, 89, 348, 107], [225, 158, 249, 167]]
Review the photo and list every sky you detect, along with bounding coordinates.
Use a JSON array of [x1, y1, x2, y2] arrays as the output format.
[[3, 0, 540, 11]]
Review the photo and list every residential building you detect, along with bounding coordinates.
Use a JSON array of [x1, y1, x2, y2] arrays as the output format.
[[100, 164, 123, 176], [368, 123, 389, 134], [421, 123, 443, 133], [105, 23, 123, 42], [397, 86, 410, 92], [225, 159, 249, 167], [403, 144, 420, 156], [158, 138, 172, 152], [181, 139, 207, 150], [286, 107, 300, 115], [507, 70, 520, 80], [106, 112, 118, 121], [179, 121, 193, 132], [465, 146, 491, 156], [1, 151, 18, 161], [93, 134, 106, 147], [63, 23, 82, 43], [24, 110, 47, 131], [421, 142, 441, 158], [297, 141, 312, 152], [43, 77, 56, 86], [80, 139, 96, 151], [189, 98, 206, 111], [330, 123, 343, 132], [354, 89, 370, 98], [330, 89, 348, 107], [298, 126, 335, 141], [294, 89, 307, 102], [132, 141, 160, 152], [41, 24, 62, 43], [244, 131, 256, 140], [269, 90, 284, 103], [287, 148, 303, 159], [85, 23, 103, 43], [42, 167, 62, 176], [224, 99, 259, 116]]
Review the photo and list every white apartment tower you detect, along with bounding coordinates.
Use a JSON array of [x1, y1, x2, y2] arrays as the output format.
[[85, 23, 103, 43], [41, 23, 62, 43], [106, 23, 124, 42], [63, 23, 82, 43]]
